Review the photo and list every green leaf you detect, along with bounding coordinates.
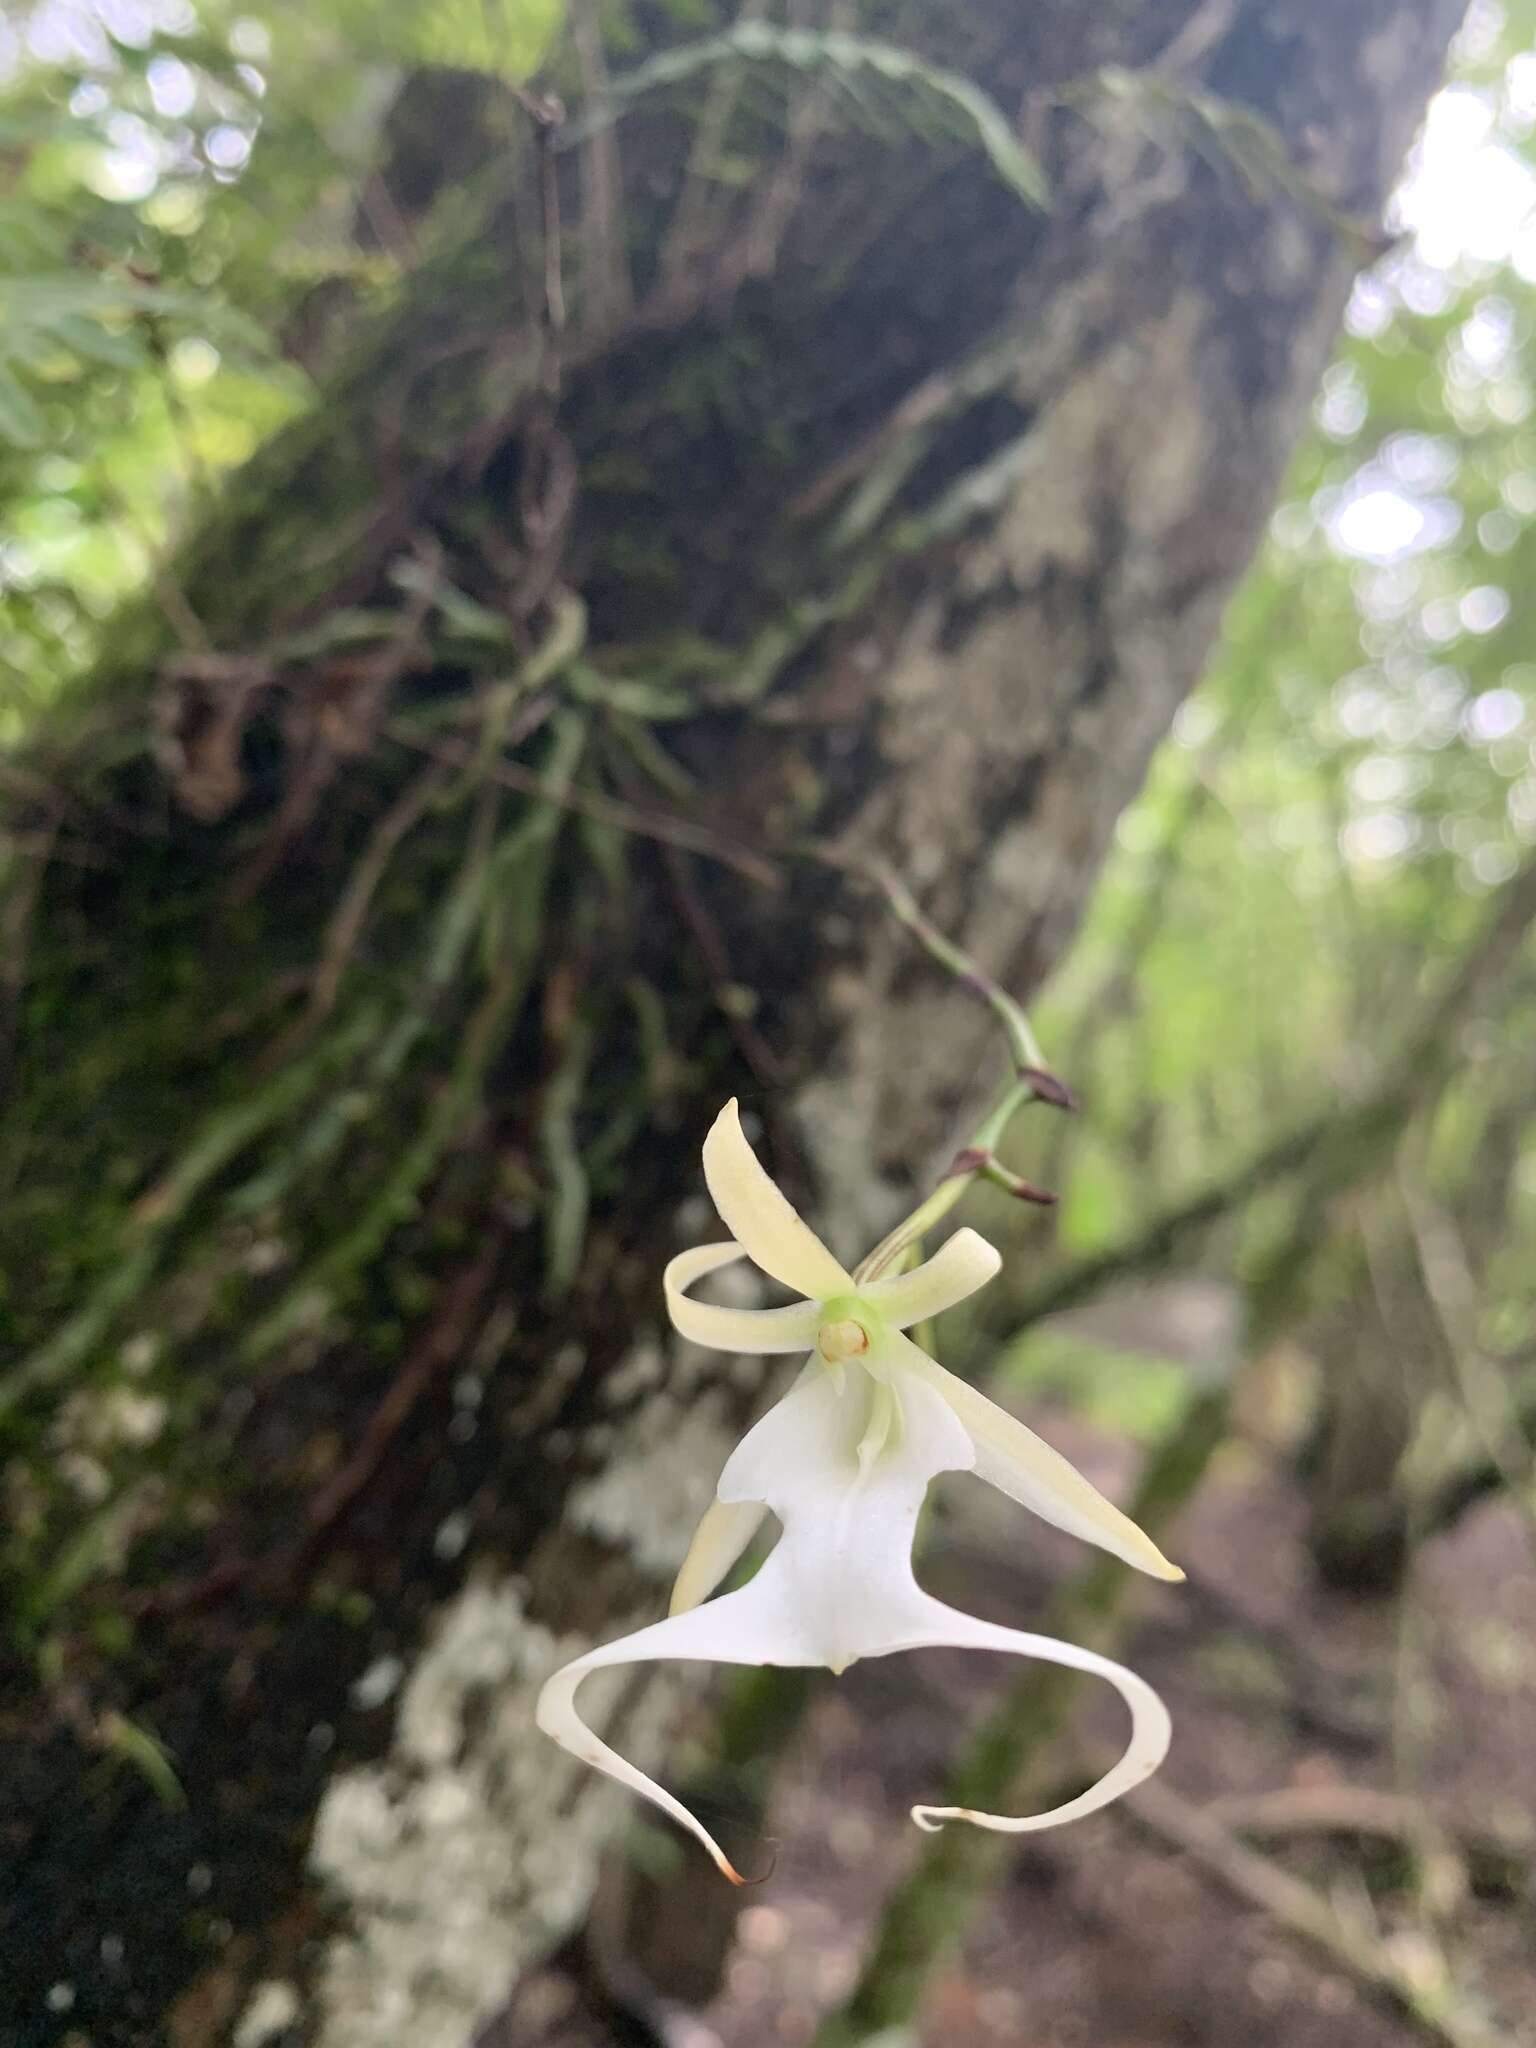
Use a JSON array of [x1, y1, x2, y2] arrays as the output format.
[[567, 23, 1049, 209], [48, 313, 146, 370], [374, 0, 566, 82], [0, 274, 268, 359], [0, 364, 46, 447], [99, 1711, 188, 1809]]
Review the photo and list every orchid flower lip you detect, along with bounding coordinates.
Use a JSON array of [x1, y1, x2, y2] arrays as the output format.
[[535, 1097, 1184, 1876]]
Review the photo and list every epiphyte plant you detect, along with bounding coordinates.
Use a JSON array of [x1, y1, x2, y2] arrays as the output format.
[[537, 1099, 1182, 1881]]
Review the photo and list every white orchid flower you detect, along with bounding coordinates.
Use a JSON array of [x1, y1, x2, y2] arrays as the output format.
[[537, 1100, 1182, 1881]]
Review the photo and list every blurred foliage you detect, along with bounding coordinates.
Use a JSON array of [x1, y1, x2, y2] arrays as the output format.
[[0, 0, 1053, 743], [574, 20, 1049, 203], [0, 0, 580, 742], [2, 1, 371, 734], [1005, 1325, 1191, 1443]]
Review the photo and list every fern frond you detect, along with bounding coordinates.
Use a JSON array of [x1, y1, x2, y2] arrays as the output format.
[[566, 23, 1048, 210], [1072, 68, 1387, 262]]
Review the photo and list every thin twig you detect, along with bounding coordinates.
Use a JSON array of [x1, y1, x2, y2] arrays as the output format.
[[1203, 1784, 1530, 1877], [661, 842, 786, 1088], [569, 0, 633, 338], [1117, 1770, 1507, 2048], [295, 1251, 497, 1562], [129, 1251, 499, 1620], [0, 812, 56, 1097], [659, 0, 770, 289], [509, 81, 568, 345], [1399, 1169, 1536, 1545], [228, 539, 442, 901], [735, 0, 854, 286], [386, 722, 782, 889], [810, 847, 1055, 1080], [1151, 0, 1237, 78], [277, 757, 453, 1058]]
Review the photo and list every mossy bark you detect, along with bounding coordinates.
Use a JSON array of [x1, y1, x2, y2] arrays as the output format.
[[0, 3, 1459, 2042]]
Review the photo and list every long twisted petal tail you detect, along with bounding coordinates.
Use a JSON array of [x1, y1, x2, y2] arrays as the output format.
[[535, 1586, 1169, 1875], [862, 1226, 1001, 1327], [535, 1569, 821, 1885], [897, 1606, 1172, 1834], [893, 1331, 1184, 1581], [665, 1242, 825, 1353], [701, 1099, 852, 1299], [669, 1497, 770, 1615]]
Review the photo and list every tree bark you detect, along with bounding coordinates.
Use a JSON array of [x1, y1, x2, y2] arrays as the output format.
[[0, 3, 1460, 2043]]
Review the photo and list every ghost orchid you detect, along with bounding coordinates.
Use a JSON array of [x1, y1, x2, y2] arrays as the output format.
[[536, 1100, 1182, 1880]]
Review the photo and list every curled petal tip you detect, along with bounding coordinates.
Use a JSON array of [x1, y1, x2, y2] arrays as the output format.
[[713, 1839, 778, 1886], [740, 1841, 779, 1886], [890, 1600, 1172, 1838], [861, 1227, 1001, 1329], [664, 1242, 824, 1355]]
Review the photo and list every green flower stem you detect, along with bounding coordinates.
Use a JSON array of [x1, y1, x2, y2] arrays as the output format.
[[866, 861, 1047, 1074], [856, 1071, 1035, 1283]]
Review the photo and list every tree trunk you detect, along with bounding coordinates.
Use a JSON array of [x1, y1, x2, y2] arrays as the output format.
[[0, 3, 1459, 2043]]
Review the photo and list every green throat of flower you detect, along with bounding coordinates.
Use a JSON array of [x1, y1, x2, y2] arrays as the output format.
[[815, 1295, 881, 1367], [815, 1297, 902, 1470]]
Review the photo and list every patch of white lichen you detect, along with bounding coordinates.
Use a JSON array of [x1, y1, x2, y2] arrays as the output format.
[[293, 1570, 676, 2048], [274, 1303, 771, 2048]]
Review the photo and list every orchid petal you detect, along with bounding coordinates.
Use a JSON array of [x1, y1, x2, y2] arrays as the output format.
[[535, 1574, 821, 1884], [664, 1242, 826, 1353], [669, 1497, 770, 1615], [862, 1226, 1002, 1327], [717, 1360, 972, 1521], [893, 1330, 1184, 1582], [718, 1365, 974, 1674], [897, 1608, 1171, 1835], [701, 1099, 851, 1300]]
